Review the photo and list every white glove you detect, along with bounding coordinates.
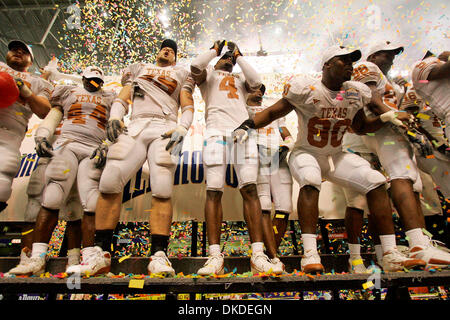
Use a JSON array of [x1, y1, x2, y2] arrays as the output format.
[[380, 110, 403, 127]]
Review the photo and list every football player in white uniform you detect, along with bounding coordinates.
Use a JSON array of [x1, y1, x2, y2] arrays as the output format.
[[191, 41, 283, 275], [0, 40, 52, 213], [353, 41, 450, 268], [8, 66, 115, 276], [412, 50, 450, 143], [341, 131, 381, 273], [233, 45, 426, 273], [18, 124, 84, 272], [75, 40, 195, 277], [246, 84, 294, 254], [399, 85, 450, 199]]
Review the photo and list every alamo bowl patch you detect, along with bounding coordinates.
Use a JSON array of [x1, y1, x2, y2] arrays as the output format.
[[345, 87, 360, 100]]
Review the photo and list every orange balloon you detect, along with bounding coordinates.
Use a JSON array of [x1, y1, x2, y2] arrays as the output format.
[[0, 72, 20, 108]]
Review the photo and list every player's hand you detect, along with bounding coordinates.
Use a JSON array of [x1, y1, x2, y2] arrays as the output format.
[[227, 41, 242, 63], [90, 142, 108, 169], [35, 137, 53, 157], [161, 125, 188, 156], [277, 136, 294, 163], [407, 130, 434, 158], [106, 119, 124, 142], [210, 40, 226, 56], [380, 110, 412, 128], [14, 77, 32, 99], [232, 119, 255, 144]]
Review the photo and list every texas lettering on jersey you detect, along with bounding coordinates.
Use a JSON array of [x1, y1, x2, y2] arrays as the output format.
[[138, 67, 178, 96]]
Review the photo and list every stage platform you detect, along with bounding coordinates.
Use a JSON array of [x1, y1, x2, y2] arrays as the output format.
[[1, 255, 449, 300]]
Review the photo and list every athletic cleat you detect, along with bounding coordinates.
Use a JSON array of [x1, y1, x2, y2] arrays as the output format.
[[381, 248, 426, 272], [66, 246, 111, 276], [197, 253, 224, 276], [301, 250, 324, 274], [270, 257, 286, 275], [19, 247, 32, 265], [147, 251, 175, 277], [250, 252, 284, 274], [409, 239, 450, 269], [348, 256, 368, 274], [7, 256, 46, 276]]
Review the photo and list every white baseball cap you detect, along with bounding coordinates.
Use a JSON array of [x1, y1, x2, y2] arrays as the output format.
[[321, 45, 361, 68], [366, 41, 404, 59], [82, 66, 104, 81], [8, 40, 34, 61]]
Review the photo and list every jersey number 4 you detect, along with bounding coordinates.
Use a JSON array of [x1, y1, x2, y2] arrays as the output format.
[[68, 104, 108, 130], [219, 76, 239, 99], [307, 117, 352, 148]]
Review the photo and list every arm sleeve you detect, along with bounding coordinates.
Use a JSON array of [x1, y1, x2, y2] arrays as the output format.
[[191, 49, 217, 74], [236, 56, 261, 89]]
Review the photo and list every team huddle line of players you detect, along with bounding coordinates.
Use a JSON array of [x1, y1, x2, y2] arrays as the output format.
[[0, 37, 449, 278]]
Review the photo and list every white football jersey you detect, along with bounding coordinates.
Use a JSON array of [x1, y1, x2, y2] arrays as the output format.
[[0, 62, 53, 135], [352, 61, 403, 114], [411, 57, 450, 120], [121, 62, 194, 121], [50, 85, 116, 144], [247, 104, 286, 149], [199, 66, 250, 136], [283, 76, 371, 155]]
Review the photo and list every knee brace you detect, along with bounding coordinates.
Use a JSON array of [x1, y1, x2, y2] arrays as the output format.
[[289, 154, 322, 190], [99, 164, 124, 194], [41, 183, 65, 210], [84, 189, 100, 213]]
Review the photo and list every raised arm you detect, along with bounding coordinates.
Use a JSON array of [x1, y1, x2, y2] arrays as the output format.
[[227, 42, 261, 92], [190, 40, 226, 85]]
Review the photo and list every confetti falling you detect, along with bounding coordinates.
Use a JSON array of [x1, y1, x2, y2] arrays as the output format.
[[52, 0, 450, 78]]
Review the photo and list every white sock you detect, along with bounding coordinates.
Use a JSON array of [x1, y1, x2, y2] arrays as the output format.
[[405, 228, 428, 248], [208, 244, 221, 256], [302, 234, 317, 253], [348, 243, 361, 258], [374, 244, 384, 264], [379, 234, 397, 254], [31, 242, 48, 259], [251, 242, 264, 255]]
